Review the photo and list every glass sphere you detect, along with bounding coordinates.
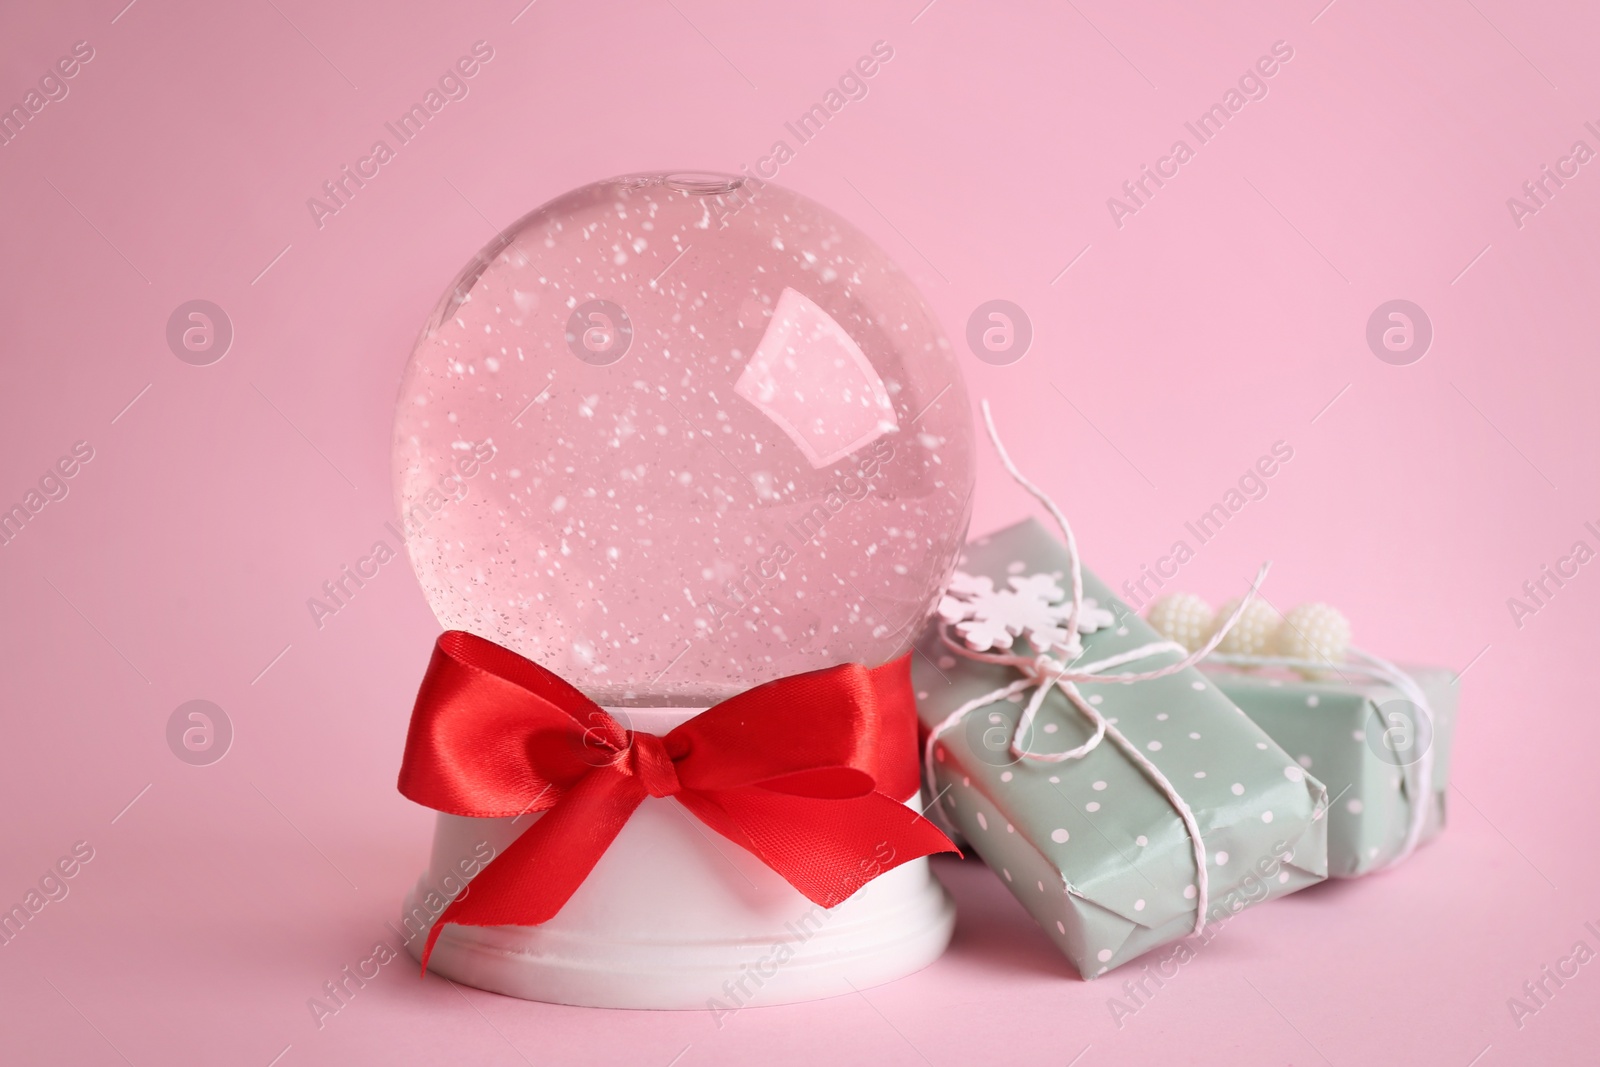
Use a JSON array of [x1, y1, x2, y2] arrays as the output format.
[[393, 172, 974, 705]]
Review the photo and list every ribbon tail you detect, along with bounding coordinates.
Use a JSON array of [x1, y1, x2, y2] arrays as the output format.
[[420, 767, 647, 974], [677, 790, 957, 909]]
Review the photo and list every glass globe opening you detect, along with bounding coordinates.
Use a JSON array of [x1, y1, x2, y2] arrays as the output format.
[[393, 172, 974, 705]]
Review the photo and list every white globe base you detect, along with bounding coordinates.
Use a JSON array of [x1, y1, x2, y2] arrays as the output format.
[[400, 707, 956, 1010]]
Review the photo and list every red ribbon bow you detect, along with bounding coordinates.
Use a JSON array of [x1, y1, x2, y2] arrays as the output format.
[[397, 631, 956, 970]]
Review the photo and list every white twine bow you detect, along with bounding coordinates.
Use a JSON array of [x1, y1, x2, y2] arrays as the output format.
[[923, 400, 1273, 938], [1204, 647, 1437, 867]]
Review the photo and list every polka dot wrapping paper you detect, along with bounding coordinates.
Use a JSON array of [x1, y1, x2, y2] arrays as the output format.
[[914, 518, 1328, 980], [1204, 666, 1459, 878]]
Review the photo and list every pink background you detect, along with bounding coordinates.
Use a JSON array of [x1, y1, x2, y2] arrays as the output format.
[[2, 0, 1596, 1064]]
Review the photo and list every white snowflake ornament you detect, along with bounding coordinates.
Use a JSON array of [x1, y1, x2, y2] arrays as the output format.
[[938, 570, 1113, 654], [937, 573, 1004, 648], [1008, 572, 1067, 605], [1071, 597, 1117, 635]]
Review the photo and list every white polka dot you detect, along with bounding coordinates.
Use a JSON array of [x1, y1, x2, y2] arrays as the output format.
[[1193, 771, 1206, 779], [917, 691, 929, 700], [1147, 740, 1162, 752], [1116, 626, 1129, 636], [1097, 966, 1108, 976], [962, 776, 970, 786], [1283, 850, 1294, 863], [1214, 851, 1229, 866], [1183, 884, 1197, 899], [1086, 802, 1101, 812], [976, 812, 987, 830], [1297, 755, 1313, 768], [1092, 780, 1107, 791], [1156, 713, 1169, 721], [1108, 717, 1119, 725], [1255, 742, 1269, 750], [1189, 732, 1201, 740], [1044, 722, 1059, 734], [1097, 949, 1113, 962], [1006, 823, 1014, 833], [1261, 811, 1274, 823], [1088, 694, 1104, 706], [1306, 694, 1320, 707], [1056, 920, 1066, 933], [1347, 799, 1364, 814], [1230, 783, 1244, 796], [1000, 771, 1013, 782], [1051, 828, 1070, 843], [1049, 775, 1060, 784], [1037, 880, 1045, 892], [1135, 835, 1148, 846], [1003, 868, 1012, 881], [935, 747, 946, 763], [1191, 681, 1205, 690], [1352, 730, 1365, 741], [1284, 766, 1304, 783], [1267, 678, 1283, 687], [937, 656, 956, 669], [1007, 560, 1026, 573], [1134, 898, 1146, 911], [1005, 692, 1023, 704], [1278, 870, 1290, 884]]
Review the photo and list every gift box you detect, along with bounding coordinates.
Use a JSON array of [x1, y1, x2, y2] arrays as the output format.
[[914, 518, 1328, 979], [1202, 665, 1458, 877]]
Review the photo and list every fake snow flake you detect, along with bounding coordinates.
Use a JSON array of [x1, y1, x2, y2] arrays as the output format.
[[937, 570, 1116, 653]]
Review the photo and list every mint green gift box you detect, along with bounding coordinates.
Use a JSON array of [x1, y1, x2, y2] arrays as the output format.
[[914, 518, 1328, 979], [1203, 665, 1458, 877]]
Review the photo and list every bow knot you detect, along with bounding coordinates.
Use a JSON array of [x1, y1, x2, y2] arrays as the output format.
[[398, 631, 956, 973], [1027, 653, 1066, 683], [625, 731, 682, 798]]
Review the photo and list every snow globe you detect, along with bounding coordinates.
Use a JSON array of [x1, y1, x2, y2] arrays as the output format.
[[392, 172, 974, 1008]]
